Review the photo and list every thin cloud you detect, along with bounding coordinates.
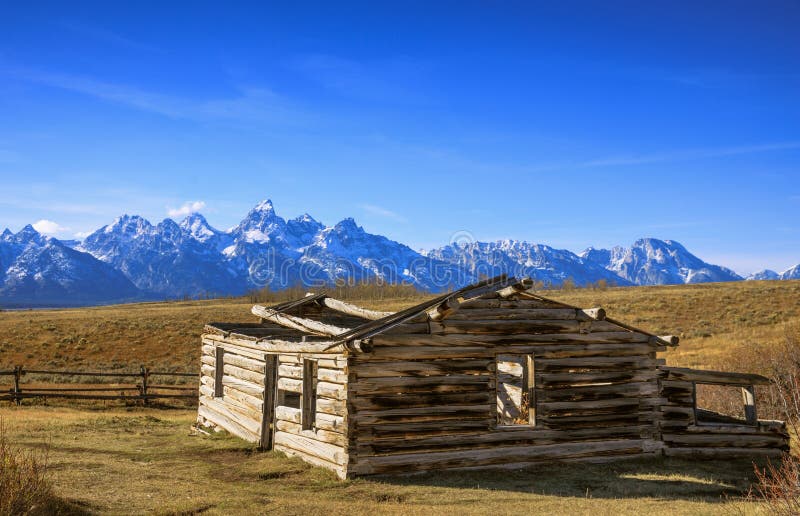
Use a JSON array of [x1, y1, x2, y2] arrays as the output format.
[[168, 200, 206, 218], [56, 20, 160, 53], [12, 68, 312, 126], [577, 141, 800, 169], [361, 204, 407, 223], [32, 219, 69, 235], [289, 54, 430, 103]]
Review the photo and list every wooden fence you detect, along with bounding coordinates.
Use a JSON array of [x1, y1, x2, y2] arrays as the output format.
[[0, 365, 198, 404]]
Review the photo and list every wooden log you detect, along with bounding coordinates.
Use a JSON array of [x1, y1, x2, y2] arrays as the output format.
[[198, 404, 260, 442], [275, 405, 301, 423], [277, 377, 302, 393], [274, 431, 346, 465], [354, 404, 491, 424], [445, 308, 605, 321], [203, 333, 345, 354], [315, 412, 345, 432], [222, 375, 264, 398], [317, 368, 347, 384], [351, 391, 493, 410], [356, 425, 649, 453], [223, 363, 264, 385], [317, 381, 346, 401], [427, 297, 461, 322], [662, 433, 789, 448], [663, 447, 785, 459], [223, 353, 266, 375], [251, 305, 351, 336], [497, 278, 534, 298], [352, 439, 644, 474], [200, 395, 262, 431], [278, 365, 303, 379], [661, 366, 770, 385], [316, 397, 347, 416], [317, 297, 393, 320], [276, 446, 347, 480], [223, 385, 263, 412], [275, 420, 347, 446], [371, 332, 652, 348], [352, 359, 493, 378]]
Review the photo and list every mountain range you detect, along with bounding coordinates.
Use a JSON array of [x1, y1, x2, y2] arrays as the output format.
[[1, 199, 797, 307]]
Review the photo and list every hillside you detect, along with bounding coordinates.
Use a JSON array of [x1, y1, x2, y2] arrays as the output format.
[[1, 280, 798, 376], [1, 280, 798, 514]]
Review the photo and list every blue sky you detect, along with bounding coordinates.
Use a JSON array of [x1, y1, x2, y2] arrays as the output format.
[[1, 1, 799, 274]]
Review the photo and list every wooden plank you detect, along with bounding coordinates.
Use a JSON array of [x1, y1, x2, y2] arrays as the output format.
[[213, 346, 225, 397], [663, 447, 785, 458], [302, 359, 318, 431], [260, 354, 278, 450]]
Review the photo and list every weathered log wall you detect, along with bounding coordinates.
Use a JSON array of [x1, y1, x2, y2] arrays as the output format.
[[658, 367, 789, 458], [347, 296, 666, 475], [196, 335, 351, 479]]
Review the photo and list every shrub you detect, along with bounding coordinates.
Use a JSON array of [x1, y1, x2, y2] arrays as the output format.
[[0, 419, 54, 515]]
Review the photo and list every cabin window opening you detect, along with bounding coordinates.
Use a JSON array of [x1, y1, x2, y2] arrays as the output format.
[[278, 389, 301, 409], [496, 354, 535, 426], [213, 346, 224, 398], [694, 382, 757, 426], [302, 359, 318, 430]]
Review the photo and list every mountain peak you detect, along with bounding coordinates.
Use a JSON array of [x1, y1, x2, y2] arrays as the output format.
[[180, 212, 219, 242], [105, 214, 152, 235], [253, 199, 275, 212], [334, 217, 363, 234], [1, 228, 12, 240], [747, 269, 779, 281]]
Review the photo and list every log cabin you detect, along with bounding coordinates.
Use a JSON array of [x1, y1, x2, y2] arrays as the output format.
[[196, 275, 789, 479]]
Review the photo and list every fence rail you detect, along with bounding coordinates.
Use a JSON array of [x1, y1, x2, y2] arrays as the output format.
[[0, 365, 198, 404]]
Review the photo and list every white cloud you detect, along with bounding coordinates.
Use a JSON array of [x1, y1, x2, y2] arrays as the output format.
[[32, 219, 69, 235], [361, 204, 407, 223], [167, 200, 206, 218], [73, 231, 93, 240]]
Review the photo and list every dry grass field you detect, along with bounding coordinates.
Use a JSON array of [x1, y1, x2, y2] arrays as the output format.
[[1, 280, 799, 514]]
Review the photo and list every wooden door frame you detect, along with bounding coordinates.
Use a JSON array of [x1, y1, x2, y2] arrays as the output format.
[[259, 354, 279, 449]]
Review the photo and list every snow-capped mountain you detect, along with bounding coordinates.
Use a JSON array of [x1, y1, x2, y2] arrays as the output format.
[[79, 214, 240, 297], [0, 225, 140, 307], [580, 238, 743, 285], [426, 240, 632, 287], [301, 218, 472, 290], [746, 269, 780, 281], [2, 199, 797, 307], [781, 264, 800, 280]]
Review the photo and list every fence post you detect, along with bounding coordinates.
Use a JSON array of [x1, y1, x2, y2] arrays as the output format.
[[140, 365, 149, 405], [13, 365, 23, 406]]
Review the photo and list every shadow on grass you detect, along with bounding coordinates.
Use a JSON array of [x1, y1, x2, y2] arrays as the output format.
[[374, 457, 761, 502]]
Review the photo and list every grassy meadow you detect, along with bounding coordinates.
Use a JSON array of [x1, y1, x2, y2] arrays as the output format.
[[1, 280, 799, 514]]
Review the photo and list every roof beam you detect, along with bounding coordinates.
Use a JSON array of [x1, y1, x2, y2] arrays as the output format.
[[251, 305, 351, 337], [316, 297, 394, 320]]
